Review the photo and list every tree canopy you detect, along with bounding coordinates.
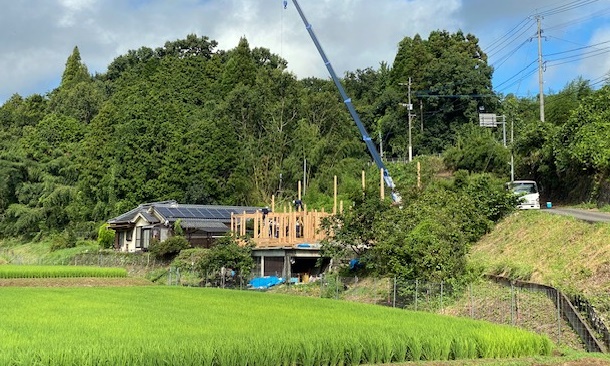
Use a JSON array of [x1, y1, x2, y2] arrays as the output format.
[[1, 28, 609, 266]]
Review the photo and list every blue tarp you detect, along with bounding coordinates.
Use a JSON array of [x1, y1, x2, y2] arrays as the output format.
[[249, 276, 285, 289]]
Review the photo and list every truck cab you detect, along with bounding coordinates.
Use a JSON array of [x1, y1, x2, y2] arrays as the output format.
[[508, 180, 540, 210]]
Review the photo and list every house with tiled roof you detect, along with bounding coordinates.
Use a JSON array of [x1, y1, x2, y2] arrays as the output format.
[[107, 200, 263, 252]]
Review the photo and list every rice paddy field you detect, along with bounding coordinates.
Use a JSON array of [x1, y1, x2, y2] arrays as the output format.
[[0, 264, 127, 278], [0, 285, 553, 365]]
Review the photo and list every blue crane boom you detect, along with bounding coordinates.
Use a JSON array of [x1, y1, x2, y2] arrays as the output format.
[[288, 0, 400, 203]]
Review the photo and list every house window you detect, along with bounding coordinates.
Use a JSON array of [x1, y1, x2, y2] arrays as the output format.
[[126, 229, 133, 242], [135, 227, 142, 248], [142, 229, 151, 250]]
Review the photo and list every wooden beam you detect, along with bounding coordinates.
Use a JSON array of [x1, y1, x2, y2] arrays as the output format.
[[380, 168, 384, 200], [333, 175, 337, 215]]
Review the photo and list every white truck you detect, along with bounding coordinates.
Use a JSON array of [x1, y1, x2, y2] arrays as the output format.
[[508, 180, 541, 210]]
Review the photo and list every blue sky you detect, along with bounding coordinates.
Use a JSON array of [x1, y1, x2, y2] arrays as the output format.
[[0, 0, 608, 104], [477, 0, 610, 96]]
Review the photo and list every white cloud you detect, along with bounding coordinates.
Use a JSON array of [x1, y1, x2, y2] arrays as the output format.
[[578, 27, 610, 85], [0, 0, 608, 103]]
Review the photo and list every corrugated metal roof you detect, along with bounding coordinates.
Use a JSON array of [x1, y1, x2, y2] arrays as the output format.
[[179, 219, 230, 232]]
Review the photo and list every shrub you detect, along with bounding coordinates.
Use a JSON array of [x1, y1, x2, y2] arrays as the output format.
[[50, 230, 77, 251], [197, 235, 254, 278], [172, 248, 210, 271], [97, 224, 115, 249], [149, 236, 190, 259]]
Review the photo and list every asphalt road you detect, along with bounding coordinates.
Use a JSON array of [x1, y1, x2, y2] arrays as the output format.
[[543, 207, 610, 223]]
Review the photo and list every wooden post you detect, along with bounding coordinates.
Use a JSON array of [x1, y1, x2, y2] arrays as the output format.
[[333, 175, 338, 215], [241, 211, 246, 236], [380, 168, 385, 200], [291, 209, 296, 244], [298, 180, 302, 201], [340, 200, 343, 214], [254, 211, 259, 239]]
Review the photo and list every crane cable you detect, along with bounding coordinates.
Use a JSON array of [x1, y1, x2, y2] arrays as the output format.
[[280, 1, 288, 62]]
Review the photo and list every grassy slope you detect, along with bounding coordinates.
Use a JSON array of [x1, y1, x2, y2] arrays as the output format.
[[469, 209, 610, 295]]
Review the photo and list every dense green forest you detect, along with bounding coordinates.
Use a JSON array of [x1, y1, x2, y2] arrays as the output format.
[[0, 30, 608, 251]]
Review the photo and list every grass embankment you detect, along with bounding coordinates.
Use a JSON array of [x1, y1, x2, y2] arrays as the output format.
[[0, 287, 551, 365], [0, 238, 99, 265], [469, 209, 610, 295]]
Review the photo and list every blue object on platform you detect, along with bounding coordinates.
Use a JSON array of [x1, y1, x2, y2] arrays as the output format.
[[296, 243, 311, 248], [546, 202, 552, 209], [249, 276, 285, 289]]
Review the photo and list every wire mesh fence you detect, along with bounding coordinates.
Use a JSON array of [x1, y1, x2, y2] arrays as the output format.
[[157, 270, 602, 351], [313, 275, 589, 351]]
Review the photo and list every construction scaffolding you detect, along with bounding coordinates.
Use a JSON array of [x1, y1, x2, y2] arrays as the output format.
[[231, 205, 330, 248]]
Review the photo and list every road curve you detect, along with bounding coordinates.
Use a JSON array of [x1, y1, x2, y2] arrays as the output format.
[[543, 207, 610, 223]]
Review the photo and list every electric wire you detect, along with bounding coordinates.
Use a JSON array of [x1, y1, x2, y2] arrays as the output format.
[[486, 18, 535, 56], [493, 0, 607, 95], [535, 0, 599, 17], [492, 38, 533, 71], [545, 6, 610, 32], [544, 37, 610, 57]]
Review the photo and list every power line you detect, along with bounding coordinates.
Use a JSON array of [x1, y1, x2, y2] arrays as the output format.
[[495, 58, 539, 89], [492, 38, 533, 71], [536, 0, 599, 17], [486, 18, 535, 56], [544, 37, 610, 57], [547, 47, 610, 66], [545, 6, 610, 32], [492, 0, 607, 95]]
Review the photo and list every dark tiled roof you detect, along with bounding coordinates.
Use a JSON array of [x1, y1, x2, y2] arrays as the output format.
[[140, 211, 160, 224], [108, 201, 264, 225], [107, 200, 175, 224]]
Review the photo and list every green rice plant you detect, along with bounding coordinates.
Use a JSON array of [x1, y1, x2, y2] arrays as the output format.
[[378, 336, 394, 364], [390, 333, 407, 363], [0, 287, 553, 365], [0, 264, 127, 278], [361, 335, 381, 364], [346, 339, 363, 366], [404, 334, 422, 361]]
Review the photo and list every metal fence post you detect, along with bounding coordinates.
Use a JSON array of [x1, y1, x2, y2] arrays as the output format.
[[415, 279, 418, 311], [336, 276, 339, 300], [511, 283, 515, 326], [440, 281, 444, 313], [557, 289, 562, 345], [393, 277, 397, 308], [469, 283, 474, 318]]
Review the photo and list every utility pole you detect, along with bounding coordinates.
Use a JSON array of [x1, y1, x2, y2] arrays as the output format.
[[408, 77, 413, 162], [510, 116, 514, 183], [399, 78, 413, 162], [537, 16, 545, 122]]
